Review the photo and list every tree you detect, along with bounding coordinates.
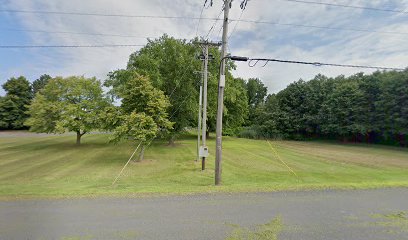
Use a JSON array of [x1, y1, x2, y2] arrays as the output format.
[[254, 94, 281, 138], [124, 35, 200, 144], [26, 76, 110, 145], [376, 70, 408, 146], [223, 76, 249, 135], [320, 76, 367, 141], [245, 78, 267, 125], [32, 74, 52, 95], [275, 79, 308, 138], [0, 76, 32, 130], [198, 50, 249, 137], [109, 72, 173, 161]]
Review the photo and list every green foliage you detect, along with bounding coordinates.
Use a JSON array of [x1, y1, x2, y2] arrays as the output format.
[[2, 76, 32, 97], [250, 70, 408, 146], [110, 112, 158, 143], [223, 77, 249, 134], [25, 76, 110, 144], [245, 78, 267, 125], [106, 34, 248, 140], [251, 94, 281, 139], [371, 211, 408, 233], [0, 76, 32, 129], [124, 35, 200, 138], [226, 217, 283, 240], [320, 76, 367, 137], [108, 72, 173, 144], [32, 74, 52, 95], [376, 71, 408, 138]]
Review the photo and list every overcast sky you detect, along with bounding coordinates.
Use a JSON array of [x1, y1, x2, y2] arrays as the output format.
[[1, 0, 408, 96]]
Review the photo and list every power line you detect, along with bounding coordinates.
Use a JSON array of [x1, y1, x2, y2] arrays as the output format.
[[0, 7, 211, 20], [195, 0, 212, 37], [235, 19, 408, 36], [205, 5, 225, 40], [228, 9, 245, 40], [246, 57, 405, 71], [2, 8, 408, 36], [280, 0, 408, 14], [0, 44, 144, 49], [1, 28, 158, 38], [0, 9, 219, 20], [228, 0, 250, 40]]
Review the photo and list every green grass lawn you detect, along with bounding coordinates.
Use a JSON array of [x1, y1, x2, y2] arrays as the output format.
[[0, 133, 408, 198]]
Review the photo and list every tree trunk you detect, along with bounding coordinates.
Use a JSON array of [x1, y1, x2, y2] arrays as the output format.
[[138, 144, 145, 162], [76, 131, 81, 145], [206, 131, 210, 139], [168, 135, 175, 146]]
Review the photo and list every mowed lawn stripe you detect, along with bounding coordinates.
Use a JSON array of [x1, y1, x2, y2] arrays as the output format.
[[0, 133, 407, 197]]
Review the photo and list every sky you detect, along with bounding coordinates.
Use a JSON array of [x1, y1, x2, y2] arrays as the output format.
[[1, 0, 408, 96]]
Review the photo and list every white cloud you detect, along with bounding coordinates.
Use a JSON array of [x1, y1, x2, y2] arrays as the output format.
[[2, 0, 408, 94]]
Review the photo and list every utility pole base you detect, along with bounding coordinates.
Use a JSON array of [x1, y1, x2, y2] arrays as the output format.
[[201, 157, 206, 171]]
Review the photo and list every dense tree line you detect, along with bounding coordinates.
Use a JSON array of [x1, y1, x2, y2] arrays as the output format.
[[246, 71, 408, 147], [0, 74, 51, 130], [2, 35, 407, 149]]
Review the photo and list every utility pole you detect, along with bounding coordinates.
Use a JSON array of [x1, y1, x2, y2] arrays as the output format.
[[201, 45, 208, 170], [196, 63, 204, 162], [215, 0, 231, 185], [195, 40, 221, 170]]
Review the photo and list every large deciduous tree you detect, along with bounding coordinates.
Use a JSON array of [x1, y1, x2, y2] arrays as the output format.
[[0, 76, 32, 130], [108, 72, 173, 161], [124, 35, 200, 144], [26, 76, 110, 145], [106, 35, 249, 142]]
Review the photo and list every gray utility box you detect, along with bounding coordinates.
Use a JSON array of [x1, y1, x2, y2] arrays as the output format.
[[199, 146, 209, 158]]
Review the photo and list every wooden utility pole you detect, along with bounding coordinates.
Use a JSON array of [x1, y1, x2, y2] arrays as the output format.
[[195, 40, 221, 170], [196, 64, 203, 162], [215, 0, 231, 185], [201, 45, 208, 170]]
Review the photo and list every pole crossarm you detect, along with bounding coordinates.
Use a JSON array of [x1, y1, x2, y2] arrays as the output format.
[[194, 40, 222, 47]]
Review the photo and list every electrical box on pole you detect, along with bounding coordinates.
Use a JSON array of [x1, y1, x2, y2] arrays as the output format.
[[195, 40, 221, 171]]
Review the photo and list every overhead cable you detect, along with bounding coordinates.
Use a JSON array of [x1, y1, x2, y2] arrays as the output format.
[[247, 57, 405, 71], [281, 0, 408, 14], [228, 0, 250, 40], [2, 28, 158, 38], [2, 9, 408, 36], [0, 44, 144, 48], [205, 5, 225, 39], [235, 19, 408, 36]]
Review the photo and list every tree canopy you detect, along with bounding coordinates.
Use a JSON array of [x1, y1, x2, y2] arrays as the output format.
[[248, 70, 408, 146], [32, 74, 52, 95], [0, 76, 32, 130], [106, 34, 248, 141], [108, 72, 173, 160], [26, 76, 111, 144]]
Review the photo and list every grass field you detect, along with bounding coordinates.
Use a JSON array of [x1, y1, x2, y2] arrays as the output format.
[[0, 132, 408, 198]]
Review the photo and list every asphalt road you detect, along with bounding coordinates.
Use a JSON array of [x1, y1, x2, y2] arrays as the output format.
[[1, 188, 407, 240]]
